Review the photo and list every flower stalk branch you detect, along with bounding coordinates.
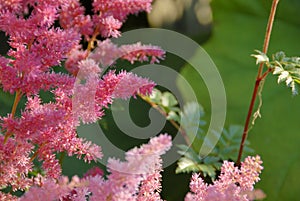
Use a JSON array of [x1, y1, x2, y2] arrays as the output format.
[[4, 90, 23, 143], [11, 90, 22, 118]]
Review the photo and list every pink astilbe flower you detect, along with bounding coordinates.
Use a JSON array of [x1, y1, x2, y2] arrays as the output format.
[[1, 84, 112, 181], [92, 0, 152, 22], [88, 134, 172, 200], [0, 29, 80, 95], [239, 155, 263, 191], [65, 47, 88, 75], [0, 0, 164, 197], [20, 177, 70, 201], [0, 136, 33, 191], [0, 0, 23, 13], [185, 155, 263, 201], [20, 134, 172, 200], [59, 0, 94, 37], [0, 1, 64, 44], [72, 62, 155, 124], [89, 39, 165, 67], [121, 42, 166, 64], [0, 191, 18, 201], [88, 39, 121, 67], [93, 14, 122, 38], [1, 95, 103, 178], [137, 169, 163, 201], [72, 59, 102, 124], [112, 71, 155, 99]]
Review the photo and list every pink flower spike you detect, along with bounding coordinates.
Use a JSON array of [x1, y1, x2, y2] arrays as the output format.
[[20, 179, 70, 201], [121, 42, 166, 64], [73, 59, 102, 124], [93, 15, 122, 38], [0, 191, 18, 201], [239, 155, 263, 191], [0, 0, 23, 13], [112, 71, 156, 99], [92, 0, 153, 22], [92, 134, 172, 200], [0, 136, 33, 191], [59, 0, 94, 37], [77, 58, 102, 76], [137, 170, 163, 201], [108, 134, 172, 175], [185, 156, 263, 201], [65, 46, 87, 75], [88, 39, 121, 67], [89, 40, 165, 68]]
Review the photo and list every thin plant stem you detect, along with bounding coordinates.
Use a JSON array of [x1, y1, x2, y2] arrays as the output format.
[[30, 143, 46, 162], [87, 27, 99, 53], [11, 89, 22, 118], [139, 95, 191, 146], [236, 0, 280, 165], [4, 90, 23, 143]]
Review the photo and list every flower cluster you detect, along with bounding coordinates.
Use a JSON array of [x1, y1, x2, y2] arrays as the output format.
[[0, 0, 165, 197], [185, 155, 263, 201], [20, 134, 172, 201]]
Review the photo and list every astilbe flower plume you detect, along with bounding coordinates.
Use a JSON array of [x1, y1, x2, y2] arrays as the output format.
[[185, 155, 263, 201], [20, 134, 172, 201], [0, 0, 165, 197]]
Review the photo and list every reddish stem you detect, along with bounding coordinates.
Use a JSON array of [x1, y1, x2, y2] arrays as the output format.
[[11, 90, 22, 118], [236, 0, 279, 165], [4, 90, 22, 143]]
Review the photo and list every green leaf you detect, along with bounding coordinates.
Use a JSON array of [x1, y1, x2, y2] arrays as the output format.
[[161, 92, 178, 107], [215, 125, 253, 161], [176, 144, 202, 163], [166, 111, 180, 122], [273, 66, 283, 75], [176, 157, 199, 174], [251, 50, 269, 65], [176, 157, 216, 179], [180, 102, 205, 145], [203, 156, 221, 165], [149, 88, 162, 104], [270, 52, 300, 95], [274, 51, 286, 61], [196, 164, 216, 178]]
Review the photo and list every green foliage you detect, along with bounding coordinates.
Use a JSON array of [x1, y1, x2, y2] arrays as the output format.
[[215, 125, 254, 160], [252, 50, 300, 95], [176, 144, 220, 179], [176, 122, 253, 179], [180, 102, 205, 149], [148, 88, 181, 122], [272, 52, 300, 95], [148, 90, 254, 180]]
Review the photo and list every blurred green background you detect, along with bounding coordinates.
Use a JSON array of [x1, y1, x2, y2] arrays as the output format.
[[1, 0, 300, 200], [177, 0, 300, 200]]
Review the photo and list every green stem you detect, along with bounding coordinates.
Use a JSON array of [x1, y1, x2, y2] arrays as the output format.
[[236, 0, 280, 165]]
